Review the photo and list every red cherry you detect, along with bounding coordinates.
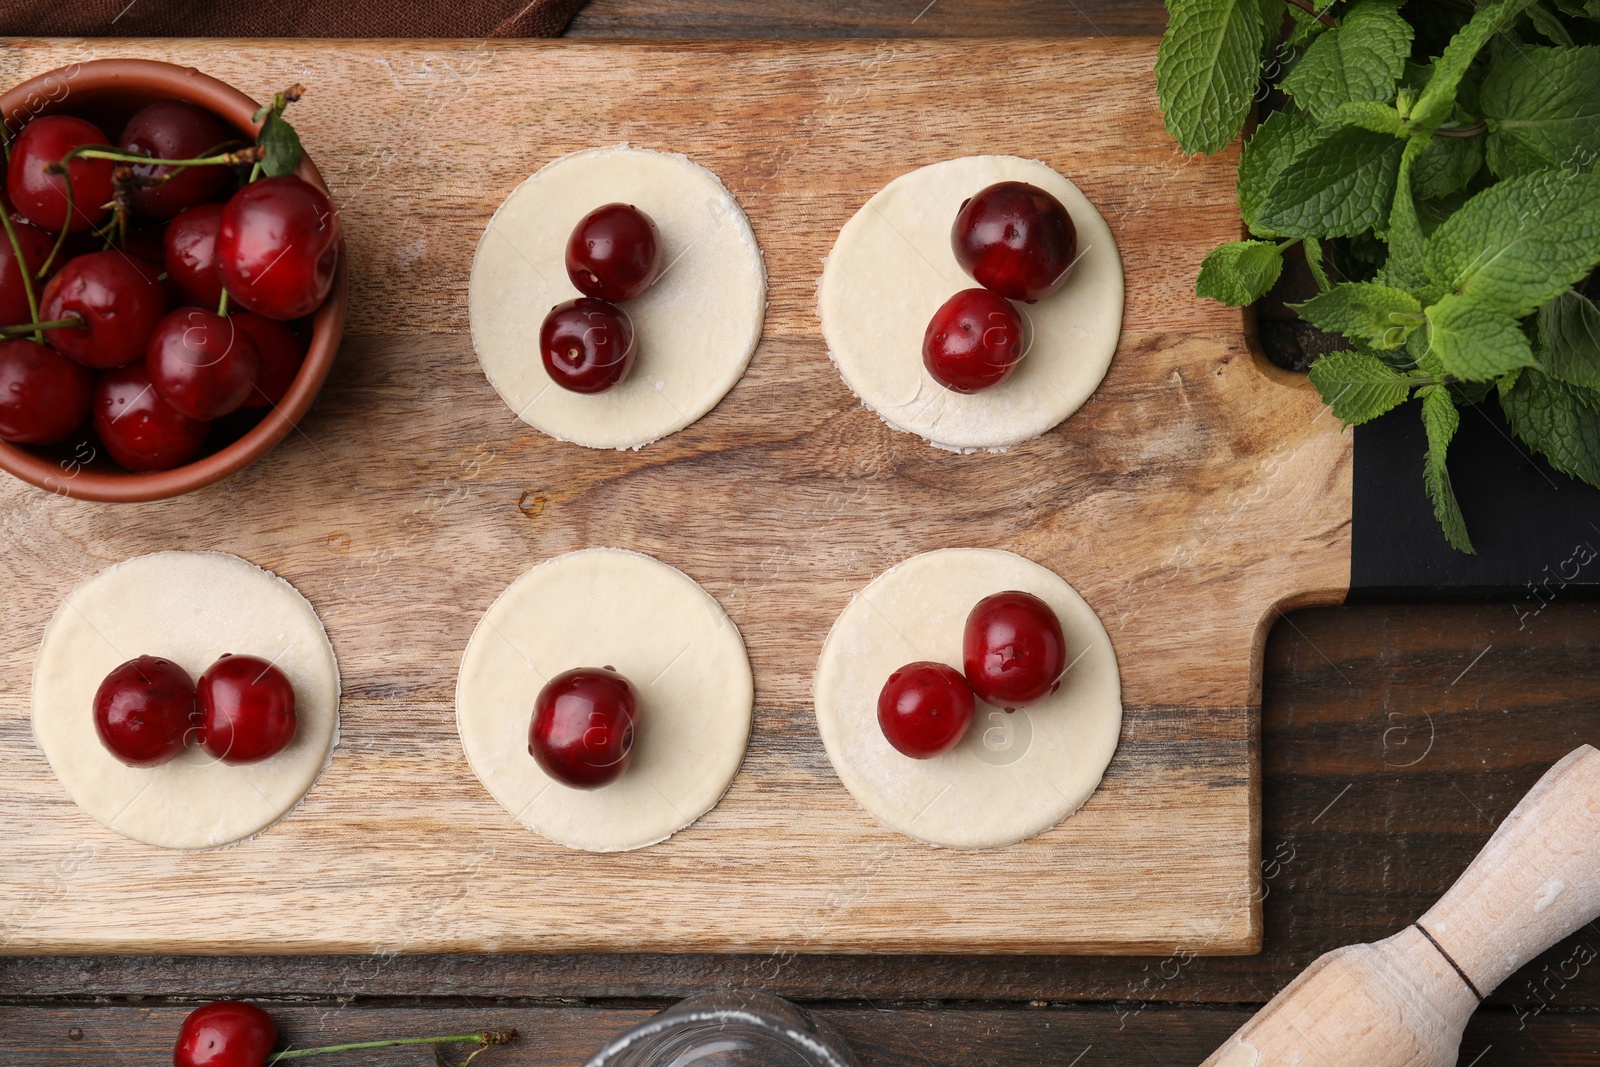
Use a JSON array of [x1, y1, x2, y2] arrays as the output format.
[[39, 250, 167, 368], [951, 181, 1078, 303], [146, 308, 259, 420], [118, 100, 231, 220], [0, 338, 92, 444], [6, 115, 116, 233], [232, 313, 303, 408], [530, 667, 638, 789], [566, 203, 663, 302], [0, 219, 53, 326], [877, 661, 976, 759], [539, 297, 636, 394], [164, 202, 226, 308], [173, 1000, 277, 1067], [216, 176, 340, 320], [922, 287, 1025, 394], [963, 591, 1068, 710], [197, 654, 297, 763], [92, 361, 210, 472], [92, 655, 195, 768]]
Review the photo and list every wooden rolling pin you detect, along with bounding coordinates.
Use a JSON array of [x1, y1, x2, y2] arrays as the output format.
[[1202, 744, 1600, 1067]]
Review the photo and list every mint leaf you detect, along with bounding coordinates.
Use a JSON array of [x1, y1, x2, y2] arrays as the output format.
[[1293, 282, 1423, 349], [1420, 386, 1474, 553], [1303, 235, 1332, 291], [1257, 125, 1405, 237], [1238, 108, 1319, 236], [1481, 45, 1600, 178], [1411, 131, 1484, 199], [1425, 293, 1537, 379], [1526, 2, 1575, 47], [1411, 0, 1538, 132], [1425, 168, 1600, 316], [1537, 289, 1600, 391], [1320, 99, 1408, 135], [1500, 368, 1600, 486], [1280, 0, 1413, 121], [1377, 134, 1433, 289], [1308, 349, 1421, 423], [1156, 0, 1274, 154], [1196, 240, 1285, 305]]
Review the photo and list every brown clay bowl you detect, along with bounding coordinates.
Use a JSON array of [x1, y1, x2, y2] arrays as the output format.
[[0, 58, 347, 503]]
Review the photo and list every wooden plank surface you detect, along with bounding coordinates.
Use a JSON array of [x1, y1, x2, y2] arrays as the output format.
[[0, 37, 1349, 956]]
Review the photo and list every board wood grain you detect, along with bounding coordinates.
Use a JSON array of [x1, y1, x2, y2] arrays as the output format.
[[0, 37, 1351, 955]]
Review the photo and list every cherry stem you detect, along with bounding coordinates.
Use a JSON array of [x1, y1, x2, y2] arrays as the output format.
[[0, 209, 44, 343], [57, 144, 264, 170], [264, 1030, 516, 1063], [218, 288, 231, 316], [0, 316, 81, 338], [37, 165, 73, 280]]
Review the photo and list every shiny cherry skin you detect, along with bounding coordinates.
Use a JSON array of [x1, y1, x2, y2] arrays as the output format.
[[539, 297, 636, 394], [566, 203, 662, 302], [173, 1000, 278, 1067], [40, 250, 167, 368], [146, 308, 259, 420], [92, 655, 196, 768], [922, 287, 1025, 393], [877, 661, 976, 759], [197, 654, 298, 763], [0, 339, 92, 444], [216, 175, 340, 320], [963, 590, 1068, 710], [0, 219, 53, 326], [92, 361, 210, 472], [164, 202, 226, 308], [530, 667, 638, 789], [6, 115, 116, 233], [231, 313, 303, 408], [118, 100, 231, 219], [951, 181, 1078, 303]]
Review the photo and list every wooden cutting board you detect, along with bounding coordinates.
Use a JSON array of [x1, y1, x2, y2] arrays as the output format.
[[0, 37, 1350, 956]]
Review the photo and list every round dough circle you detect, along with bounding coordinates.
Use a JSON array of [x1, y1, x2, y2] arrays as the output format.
[[818, 156, 1124, 452], [469, 146, 767, 450], [456, 548, 753, 852], [814, 548, 1121, 849], [31, 551, 341, 850]]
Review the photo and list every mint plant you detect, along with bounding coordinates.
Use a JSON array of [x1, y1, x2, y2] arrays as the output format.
[[1156, 0, 1600, 552]]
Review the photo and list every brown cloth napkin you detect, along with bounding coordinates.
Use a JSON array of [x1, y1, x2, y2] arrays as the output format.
[[0, 0, 590, 37]]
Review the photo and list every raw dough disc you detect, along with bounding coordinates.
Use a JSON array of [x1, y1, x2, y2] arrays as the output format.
[[31, 551, 341, 850], [813, 548, 1121, 849], [469, 145, 767, 450], [456, 548, 753, 852], [818, 155, 1124, 452]]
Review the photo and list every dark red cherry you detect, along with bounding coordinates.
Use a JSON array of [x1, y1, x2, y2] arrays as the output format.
[[539, 297, 636, 394], [530, 667, 638, 789], [197, 654, 298, 764], [232, 313, 303, 408], [146, 308, 259, 421], [118, 100, 231, 219], [92, 655, 195, 768], [922, 287, 1025, 394], [0, 339, 92, 444], [173, 1000, 277, 1067], [216, 175, 340, 320], [952, 181, 1078, 303], [40, 250, 167, 368], [164, 202, 226, 308], [963, 590, 1068, 710], [92, 361, 210, 472], [566, 203, 662, 302], [6, 115, 116, 233], [0, 219, 53, 326], [877, 661, 976, 759]]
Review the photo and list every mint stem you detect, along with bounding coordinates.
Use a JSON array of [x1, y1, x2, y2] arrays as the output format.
[[1282, 0, 1337, 29], [0, 210, 44, 343], [264, 1030, 515, 1063]]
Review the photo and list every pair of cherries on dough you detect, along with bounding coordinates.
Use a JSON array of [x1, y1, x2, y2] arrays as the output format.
[[539, 203, 664, 394], [878, 589, 1068, 759], [922, 181, 1079, 394], [93, 652, 297, 768]]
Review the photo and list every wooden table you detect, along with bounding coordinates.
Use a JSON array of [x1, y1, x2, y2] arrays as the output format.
[[5, 3, 1600, 1064]]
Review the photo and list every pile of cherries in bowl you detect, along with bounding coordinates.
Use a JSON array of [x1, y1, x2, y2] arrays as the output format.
[[0, 91, 340, 472]]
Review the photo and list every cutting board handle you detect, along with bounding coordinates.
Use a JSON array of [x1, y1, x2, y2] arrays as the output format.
[[1419, 744, 1600, 997]]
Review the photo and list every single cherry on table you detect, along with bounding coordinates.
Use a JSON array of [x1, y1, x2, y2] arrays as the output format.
[[540, 296, 637, 394], [963, 590, 1068, 710], [146, 308, 260, 421], [566, 202, 663, 302], [0, 339, 92, 445], [216, 174, 341, 321], [877, 661, 976, 759], [173, 1000, 277, 1067], [92, 655, 196, 768], [6, 114, 117, 234], [952, 181, 1078, 303], [530, 666, 638, 789], [118, 99, 232, 219], [922, 287, 1026, 394], [40, 250, 168, 369], [197, 653, 298, 763], [92, 361, 211, 472]]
